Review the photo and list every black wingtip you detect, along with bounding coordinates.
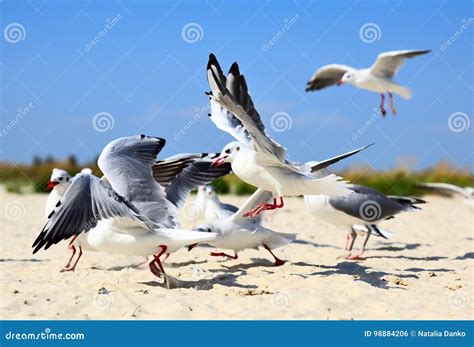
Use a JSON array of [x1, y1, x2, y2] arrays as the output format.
[[207, 53, 218, 70], [229, 62, 240, 76]]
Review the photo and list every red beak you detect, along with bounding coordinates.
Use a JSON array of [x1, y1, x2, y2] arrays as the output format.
[[337, 81, 344, 86], [210, 155, 228, 168], [46, 180, 59, 192]]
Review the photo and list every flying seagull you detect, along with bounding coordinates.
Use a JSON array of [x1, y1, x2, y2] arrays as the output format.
[[306, 49, 431, 116]]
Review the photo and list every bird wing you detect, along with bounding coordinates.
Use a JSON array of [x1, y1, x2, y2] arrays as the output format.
[[207, 53, 287, 162], [307, 144, 374, 173], [32, 173, 148, 253], [417, 182, 470, 198], [153, 153, 232, 208], [370, 49, 431, 78], [306, 64, 355, 91]]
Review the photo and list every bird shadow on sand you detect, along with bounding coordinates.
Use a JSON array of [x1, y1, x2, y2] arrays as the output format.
[[138, 273, 257, 290], [292, 239, 341, 250], [309, 262, 417, 289], [207, 258, 283, 273], [367, 255, 447, 261], [454, 252, 474, 260], [371, 242, 423, 251], [0, 258, 49, 263], [403, 267, 454, 273]]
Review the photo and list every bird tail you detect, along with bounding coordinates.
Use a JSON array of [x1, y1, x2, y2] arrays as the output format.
[[264, 232, 296, 250], [352, 224, 393, 239], [160, 229, 217, 247], [387, 195, 426, 211], [304, 174, 351, 197], [393, 85, 412, 99]]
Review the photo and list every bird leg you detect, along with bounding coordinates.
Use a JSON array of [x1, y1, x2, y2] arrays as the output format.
[[388, 92, 396, 115], [263, 244, 286, 266], [243, 197, 284, 218], [348, 228, 371, 260], [344, 232, 351, 251], [64, 244, 76, 269], [379, 94, 387, 116], [149, 246, 169, 285], [210, 251, 238, 260], [61, 245, 83, 272]]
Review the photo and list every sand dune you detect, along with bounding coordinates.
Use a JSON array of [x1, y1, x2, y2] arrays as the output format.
[[0, 190, 472, 320]]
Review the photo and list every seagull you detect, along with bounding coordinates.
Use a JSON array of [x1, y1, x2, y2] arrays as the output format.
[[304, 185, 425, 260], [33, 136, 230, 285], [417, 183, 473, 207], [201, 185, 238, 222], [305, 49, 431, 116], [206, 54, 370, 217], [194, 188, 295, 266]]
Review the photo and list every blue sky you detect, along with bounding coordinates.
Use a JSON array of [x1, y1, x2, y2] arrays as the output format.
[[0, 0, 472, 171]]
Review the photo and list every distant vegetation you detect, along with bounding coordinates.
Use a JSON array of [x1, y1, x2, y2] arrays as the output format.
[[0, 156, 472, 197]]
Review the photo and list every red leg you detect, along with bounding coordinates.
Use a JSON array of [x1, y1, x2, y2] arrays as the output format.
[[64, 244, 76, 269], [61, 246, 82, 272], [344, 233, 351, 251], [148, 246, 168, 279], [379, 94, 386, 116], [243, 197, 285, 218], [263, 244, 286, 266], [388, 92, 396, 115], [210, 251, 238, 260]]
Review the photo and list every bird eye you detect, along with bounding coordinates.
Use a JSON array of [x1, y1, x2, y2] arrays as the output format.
[[225, 149, 231, 154], [207, 228, 212, 232], [58, 177, 63, 181], [236, 146, 240, 151]]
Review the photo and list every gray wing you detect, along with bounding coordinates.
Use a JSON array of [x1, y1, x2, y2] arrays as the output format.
[[307, 144, 374, 173], [153, 153, 232, 208], [370, 50, 431, 78], [417, 182, 470, 198], [328, 185, 418, 221], [207, 54, 287, 162], [98, 135, 178, 229], [32, 173, 146, 253], [232, 188, 273, 222], [306, 64, 355, 91]]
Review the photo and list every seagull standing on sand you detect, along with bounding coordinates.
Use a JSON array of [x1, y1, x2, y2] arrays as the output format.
[[305, 50, 431, 116], [201, 185, 238, 221], [207, 54, 370, 217], [33, 135, 227, 286], [304, 185, 425, 260], [194, 189, 295, 266]]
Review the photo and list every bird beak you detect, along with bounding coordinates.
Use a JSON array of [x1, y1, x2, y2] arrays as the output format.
[[46, 180, 59, 192], [337, 81, 344, 86], [210, 155, 228, 168]]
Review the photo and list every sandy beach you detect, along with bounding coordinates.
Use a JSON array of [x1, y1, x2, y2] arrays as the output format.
[[0, 190, 472, 320]]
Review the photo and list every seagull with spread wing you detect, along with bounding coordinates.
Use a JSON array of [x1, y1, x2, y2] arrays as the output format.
[[194, 188, 295, 266], [417, 182, 473, 207], [33, 135, 231, 286], [306, 50, 431, 116], [206, 53, 371, 217]]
